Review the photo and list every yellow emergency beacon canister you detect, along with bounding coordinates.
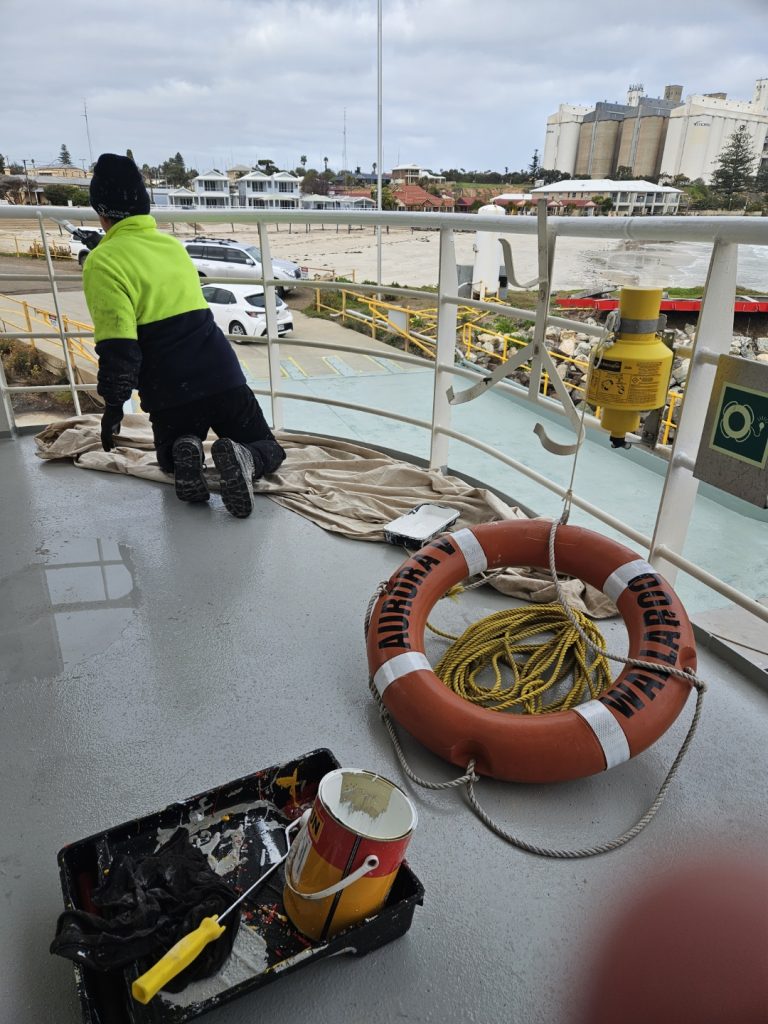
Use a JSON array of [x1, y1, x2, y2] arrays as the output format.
[[586, 287, 673, 445]]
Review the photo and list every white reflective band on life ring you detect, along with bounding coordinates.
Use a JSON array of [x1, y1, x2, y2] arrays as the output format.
[[373, 652, 433, 697], [451, 528, 488, 577], [602, 558, 656, 604], [574, 700, 631, 769]]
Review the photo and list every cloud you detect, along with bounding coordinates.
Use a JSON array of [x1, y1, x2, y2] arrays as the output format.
[[3, 0, 766, 172]]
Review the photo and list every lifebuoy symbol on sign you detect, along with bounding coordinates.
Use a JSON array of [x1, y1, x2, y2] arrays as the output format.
[[720, 401, 754, 442]]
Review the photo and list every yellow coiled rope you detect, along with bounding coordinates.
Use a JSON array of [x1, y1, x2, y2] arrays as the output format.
[[428, 601, 612, 715]]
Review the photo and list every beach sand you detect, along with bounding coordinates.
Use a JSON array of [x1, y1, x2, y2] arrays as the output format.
[[2, 218, 766, 292]]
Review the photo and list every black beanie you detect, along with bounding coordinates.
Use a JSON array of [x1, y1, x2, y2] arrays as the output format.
[[90, 154, 151, 220]]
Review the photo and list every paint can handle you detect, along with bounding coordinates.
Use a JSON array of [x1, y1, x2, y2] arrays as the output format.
[[284, 854, 380, 901]]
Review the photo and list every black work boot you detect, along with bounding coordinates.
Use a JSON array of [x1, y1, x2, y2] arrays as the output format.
[[211, 438, 255, 518], [171, 436, 210, 503]]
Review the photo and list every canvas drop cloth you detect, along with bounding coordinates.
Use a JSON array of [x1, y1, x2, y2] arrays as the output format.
[[34, 415, 616, 617]]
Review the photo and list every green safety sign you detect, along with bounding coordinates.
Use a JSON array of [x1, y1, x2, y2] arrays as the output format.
[[709, 382, 768, 469]]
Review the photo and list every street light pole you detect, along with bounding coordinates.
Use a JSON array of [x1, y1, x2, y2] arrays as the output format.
[[22, 159, 37, 205], [376, 0, 383, 292]]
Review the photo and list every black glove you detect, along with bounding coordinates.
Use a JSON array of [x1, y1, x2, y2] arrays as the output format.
[[100, 405, 124, 452], [73, 228, 103, 251]]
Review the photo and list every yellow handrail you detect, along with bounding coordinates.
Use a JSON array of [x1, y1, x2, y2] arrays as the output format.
[[311, 287, 687, 446], [0, 293, 97, 366]]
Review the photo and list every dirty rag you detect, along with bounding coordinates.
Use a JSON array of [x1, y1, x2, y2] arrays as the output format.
[[50, 828, 240, 990]]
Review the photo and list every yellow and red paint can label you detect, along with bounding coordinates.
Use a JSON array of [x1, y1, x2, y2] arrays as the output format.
[[283, 769, 417, 941]]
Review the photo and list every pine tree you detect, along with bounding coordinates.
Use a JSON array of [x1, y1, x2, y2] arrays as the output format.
[[59, 143, 72, 166], [161, 153, 190, 187], [710, 125, 756, 209], [126, 148, 135, 163]]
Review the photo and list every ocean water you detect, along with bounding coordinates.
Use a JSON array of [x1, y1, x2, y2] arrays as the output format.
[[563, 238, 768, 292]]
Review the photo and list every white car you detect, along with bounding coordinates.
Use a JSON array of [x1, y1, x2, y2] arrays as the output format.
[[184, 236, 307, 290], [202, 283, 294, 341]]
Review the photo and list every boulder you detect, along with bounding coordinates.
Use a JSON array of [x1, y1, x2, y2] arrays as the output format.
[[672, 358, 690, 384], [575, 342, 592, 360]]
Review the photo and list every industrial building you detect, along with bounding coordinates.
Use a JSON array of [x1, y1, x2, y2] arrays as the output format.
[[660, 80, 768, 182], [543, 79, 768, 184]]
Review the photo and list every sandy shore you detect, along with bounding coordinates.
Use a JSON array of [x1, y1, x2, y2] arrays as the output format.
[[1, 218, 766, 292]]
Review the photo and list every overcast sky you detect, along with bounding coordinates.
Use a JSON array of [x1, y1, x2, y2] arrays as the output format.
[[4, 0, 766, 175]]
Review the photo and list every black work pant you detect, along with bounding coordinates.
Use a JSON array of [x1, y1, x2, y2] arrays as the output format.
[[150, 385, 286, 477]]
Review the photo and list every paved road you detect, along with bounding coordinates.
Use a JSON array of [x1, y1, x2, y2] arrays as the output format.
[[2, 283, 425, 383], [0, 254, 84, 294]]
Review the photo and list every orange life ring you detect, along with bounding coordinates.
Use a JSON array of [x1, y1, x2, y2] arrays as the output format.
[[366, 519, 697, 783]]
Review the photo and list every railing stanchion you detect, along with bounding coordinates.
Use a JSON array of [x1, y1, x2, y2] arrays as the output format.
[[430, 227, 458, 471], [257, 222, 284, 431], [37, 213, 81, 416], [649, 241, 738, 584], [0, 348, 16, 437]]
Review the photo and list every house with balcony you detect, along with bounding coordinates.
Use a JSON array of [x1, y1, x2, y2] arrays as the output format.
[[167, 186, 196, 210], [300, 193, 376, 211], [391, 163, 446, 185], [191, 169, 231, 209], [237, 170, 301, 210], [530, 179, 682, 215]]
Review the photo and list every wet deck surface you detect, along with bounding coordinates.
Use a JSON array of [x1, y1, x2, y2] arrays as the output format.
[[1, 435, 767, 1023]]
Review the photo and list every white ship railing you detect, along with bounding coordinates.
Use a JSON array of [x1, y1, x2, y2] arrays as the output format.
[[1, 205, 766, 628]]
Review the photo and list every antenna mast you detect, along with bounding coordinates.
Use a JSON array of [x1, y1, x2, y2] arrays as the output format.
[[343, 107, 348, 176], [83, 100, 94, 167]]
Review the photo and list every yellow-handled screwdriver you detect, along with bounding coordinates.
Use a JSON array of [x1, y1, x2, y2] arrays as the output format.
[[131, 814, 306, 1004]]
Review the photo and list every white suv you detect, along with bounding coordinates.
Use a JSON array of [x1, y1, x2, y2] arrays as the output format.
[[182, 236, 307, 290]]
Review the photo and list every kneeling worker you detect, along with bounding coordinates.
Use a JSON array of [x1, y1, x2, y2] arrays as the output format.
[[82, 153, 285, 518]]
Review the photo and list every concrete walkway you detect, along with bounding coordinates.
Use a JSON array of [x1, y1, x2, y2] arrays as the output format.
[[4, 290, 424, 384]]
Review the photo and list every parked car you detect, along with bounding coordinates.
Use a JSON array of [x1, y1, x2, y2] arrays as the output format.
[[183, 236, 307, 290], [201, 283, 294, 341]]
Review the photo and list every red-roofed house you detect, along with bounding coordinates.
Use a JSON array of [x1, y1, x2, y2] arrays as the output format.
[[391, 183, 454, 212]]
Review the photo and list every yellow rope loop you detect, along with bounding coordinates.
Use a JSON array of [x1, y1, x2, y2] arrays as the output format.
[[429, 603, 612, 715]]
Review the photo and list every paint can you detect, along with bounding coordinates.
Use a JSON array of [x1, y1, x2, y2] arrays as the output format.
[[283, 769, 417, 941]]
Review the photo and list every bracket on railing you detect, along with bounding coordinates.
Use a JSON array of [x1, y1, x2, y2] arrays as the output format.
[[499, 238, 541, 291], [447, 203, 585, 455]]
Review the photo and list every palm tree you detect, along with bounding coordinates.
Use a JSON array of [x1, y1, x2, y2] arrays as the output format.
[[300, 154, 307, 170], [323, 156, 329, 173], [372, 161, 377, 176]]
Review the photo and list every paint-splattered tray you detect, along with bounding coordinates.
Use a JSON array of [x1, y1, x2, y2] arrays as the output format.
[[56, 748, 424, 1024]]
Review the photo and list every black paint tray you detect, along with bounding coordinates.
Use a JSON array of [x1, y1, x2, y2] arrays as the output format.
[[56, 748, 424, 1023]]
